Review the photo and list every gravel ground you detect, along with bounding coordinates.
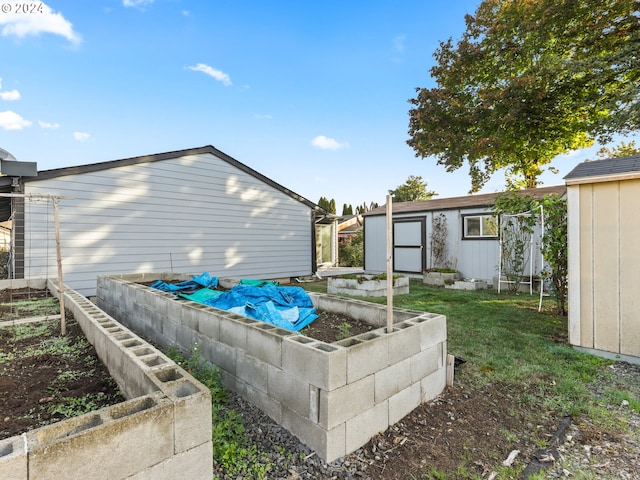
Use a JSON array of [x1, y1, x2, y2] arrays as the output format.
[[213, 361, 640, 480]]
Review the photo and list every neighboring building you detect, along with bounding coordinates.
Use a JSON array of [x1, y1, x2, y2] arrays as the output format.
[[362, 185, 566, 283], [565, 155, 640, 364], [0, 146, 322, 296]]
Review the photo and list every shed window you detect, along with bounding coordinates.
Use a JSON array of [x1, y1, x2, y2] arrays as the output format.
[[463, 215, 497, 239]]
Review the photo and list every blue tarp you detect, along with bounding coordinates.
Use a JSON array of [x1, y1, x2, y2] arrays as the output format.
[[150, 272, 218, 292], [150, 274, 317, 332], [204, 285, 317, 332]]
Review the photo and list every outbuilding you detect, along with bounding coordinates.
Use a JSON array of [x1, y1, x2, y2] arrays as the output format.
[[0, 145, 322, 296], [362, 185, 566, 284], [565, 155, 640, 364]]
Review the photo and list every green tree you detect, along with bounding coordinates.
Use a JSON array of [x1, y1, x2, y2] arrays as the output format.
[[595, 141, 640, 159], [388, 175, 437, 202], [341, 204, 353, 215], [408, 0, 639, 192], [317, 197, 336, 214]]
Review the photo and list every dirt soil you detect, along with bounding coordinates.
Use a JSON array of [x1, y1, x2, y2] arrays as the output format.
[[0, 290, 125, 440]]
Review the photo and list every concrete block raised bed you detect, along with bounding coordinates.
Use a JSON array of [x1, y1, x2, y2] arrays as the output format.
[[445, 279, 488, 291], [423, 271, 461, 286], [96, 273, 448, 462], [0, 278, 213, 480], [327, 275, 409, 297]]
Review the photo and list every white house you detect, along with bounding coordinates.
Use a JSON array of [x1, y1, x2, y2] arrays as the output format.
[[0, 146, 322, 296], [362, 185, 566, 284]]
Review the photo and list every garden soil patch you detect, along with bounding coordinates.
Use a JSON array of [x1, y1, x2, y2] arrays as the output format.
[[0, 301, 125, 440]]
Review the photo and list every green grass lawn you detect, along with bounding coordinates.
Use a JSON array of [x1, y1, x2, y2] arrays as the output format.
[[304, 278, 630, 427]]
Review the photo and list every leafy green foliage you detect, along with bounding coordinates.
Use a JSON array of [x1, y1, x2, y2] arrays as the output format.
[[338, 228, 363, 267], [595, 140, 640, 160], [408, 0, 639, 192], [317, 196, 336, 214], [341, 203, 353, 215], [540, 195, 568, 315], [493, 191, 568, 314], [388, 175, 437, 202]]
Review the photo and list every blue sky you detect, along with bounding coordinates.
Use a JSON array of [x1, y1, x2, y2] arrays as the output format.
[[1, 1, 637, 209]]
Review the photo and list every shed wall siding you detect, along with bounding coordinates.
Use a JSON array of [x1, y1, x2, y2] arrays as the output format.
[[364, 207, 532, 283], [22, 152, 313, 296], [619, 179, 640, 357], [572, 179, 640, 358]]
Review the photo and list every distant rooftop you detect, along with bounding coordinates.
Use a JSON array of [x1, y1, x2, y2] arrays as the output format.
[[363, 185, 566, 217], [565, 155, 640, 183]]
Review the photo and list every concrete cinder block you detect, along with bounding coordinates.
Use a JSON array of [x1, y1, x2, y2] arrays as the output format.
[[410, 343, 443, 384], [421, 366, 447, 402], [28, 399, 175, 480], [220, 317, 249, 351], [374, 357, 412, 403], [387, 322, 422, 364], [246, 323, 292, 368], [339, 333, 389, 383], [165, 382, 212, 453], [267, 364, 310, 418], [237, 350, 268, 393], [345, 400, 389, 456], [127, 441, 213, 480], [0, 436, 27, 480], [281, 407, 346, 463], [282, 337, 347, 391], [412, 314, 447, 350], [205, 338, 237, 376], [243, 383, 283, 424], [319, 375, 374, 429], [388, 382, 421, 425]]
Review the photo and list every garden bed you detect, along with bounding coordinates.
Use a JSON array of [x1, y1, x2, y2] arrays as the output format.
[[0, 315, 125, 440], [327, 274, 409, 297]]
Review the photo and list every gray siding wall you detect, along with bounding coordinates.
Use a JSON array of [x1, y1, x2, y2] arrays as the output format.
[[364, 207, 543, 283], [22, 152, 313, 296]]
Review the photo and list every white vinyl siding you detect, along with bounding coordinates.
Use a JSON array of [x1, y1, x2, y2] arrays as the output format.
[[22, 152, 313, 296]]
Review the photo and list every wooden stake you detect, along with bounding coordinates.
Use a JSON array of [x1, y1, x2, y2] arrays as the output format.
[[53, 199, 66, 336], [386, 194, 393, 334], [446, 354, 455, 387]]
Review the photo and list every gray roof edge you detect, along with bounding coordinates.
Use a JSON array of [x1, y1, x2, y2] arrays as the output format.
[[24, 145, 321, 211], [564, 154, 640, 180], [362, 185, 566, 217]]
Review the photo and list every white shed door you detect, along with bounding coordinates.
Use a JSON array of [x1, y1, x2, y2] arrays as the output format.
[[393, 218, 425, 273]]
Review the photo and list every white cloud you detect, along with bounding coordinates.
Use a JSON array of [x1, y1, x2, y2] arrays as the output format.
[[39, 120, 59, 129], [73, 131, 90, 141], [311, 135, 349, 150], [0, 78, 20, 100], [188, 63, 232, 86], [0, 90, 20, 100], [254, 113, 272, 119], [392, 34, 407, 54], [0, 2, 81, 44], [123, 0, 154, 7], [0, 110, 32, 130]]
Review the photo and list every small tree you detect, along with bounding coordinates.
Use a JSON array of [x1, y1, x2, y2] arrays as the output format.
[[388, 175, 436, 202]]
